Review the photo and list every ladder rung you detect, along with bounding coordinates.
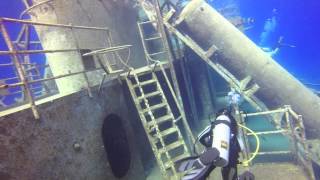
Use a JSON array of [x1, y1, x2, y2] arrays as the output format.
[[205, 44, 218, 58], [138, 20, 156, 25], [160, 128, 177, 137], [149, 51, 166, 56], [145, 36, 162, 41], [133, 79, 157, 87], [171, 153, 189, 163], [159, 141, 184, 154], [142, 102, 167, 113], [164, 153, 189, 169], [137, 91, 162, 100], [155, 114, 173, 124], [109, 69, 123, 74]]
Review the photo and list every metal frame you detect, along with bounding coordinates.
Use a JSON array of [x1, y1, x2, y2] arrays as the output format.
[[240, 106, 314, 179], [137, 2, 315, 179], [137, 1, 196, 150], [0, 17, 131, 119]]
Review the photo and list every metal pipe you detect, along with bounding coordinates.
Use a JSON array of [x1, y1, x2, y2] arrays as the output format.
[[236, 108, 251, 166], [21, 0, 30, 8], [0, 17, 109, 31], [14, 41, 41, 45], [1, 67, 104, 89], [0, 20, 39, 119], [0, 63, 14, 67], [246, 129, 288, 136], [255, 151, 291, 155], [20, 0, 54, 19], [82, 45, 132, 56], [27, 67, 103, 84], [285, 105, 299, 161], [243, 108, 287, 117], [288, 107, 300, 120], [0, 76, 19, 81], [0, 47, 108, 55], [6, 86, 44, 96], [239, 113, 253, 168], [15, 24, 28, 45], [175, 0, 320, 138]]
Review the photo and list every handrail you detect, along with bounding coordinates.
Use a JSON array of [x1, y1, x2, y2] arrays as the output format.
[[0, 17, 109, 31], [20, 0, 54, 19]]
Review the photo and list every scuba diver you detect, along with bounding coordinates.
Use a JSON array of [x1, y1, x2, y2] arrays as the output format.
[[259, 8, 278, 46], [259, 8, 280, 57], [261, 36, 296, 57], [259, 9, 296, 57], [176, 108, 254, 180], [228, 88, 242, 107]]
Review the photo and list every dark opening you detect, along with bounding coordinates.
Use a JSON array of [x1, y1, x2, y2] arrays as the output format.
[[80, 49, 96, 70], [102, 114, 131, 178]]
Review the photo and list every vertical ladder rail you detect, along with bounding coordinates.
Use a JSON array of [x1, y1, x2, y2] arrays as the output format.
[[137, 21, 166, 64], [0, 20, 40, 119], [124, 68, 190, 179], [152, 71, 190, 168], [138, 20, 196, 151], [125, 73, 169, 178]]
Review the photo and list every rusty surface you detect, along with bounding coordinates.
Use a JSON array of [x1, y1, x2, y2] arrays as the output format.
[[0, 80, 145, 180]]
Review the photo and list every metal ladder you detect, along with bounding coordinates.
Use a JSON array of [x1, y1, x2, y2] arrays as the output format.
[[137, 0, 270, 112], [124, 66, 190, 179], [137, 20, 167, 64]]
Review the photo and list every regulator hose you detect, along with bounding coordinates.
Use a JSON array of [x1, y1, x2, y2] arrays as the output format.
[[238, 123, 260, 166]]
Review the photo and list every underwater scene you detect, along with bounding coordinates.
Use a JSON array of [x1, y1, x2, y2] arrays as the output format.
[[0, 0, 319, 180]]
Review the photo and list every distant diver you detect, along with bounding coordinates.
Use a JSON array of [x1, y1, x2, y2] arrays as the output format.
[[227, 87, 242, 107], [259, 8, 278, 46], [261, 36, 296, 57], [176, 109, 254, 180]]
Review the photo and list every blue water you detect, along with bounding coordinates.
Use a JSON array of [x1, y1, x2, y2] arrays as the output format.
[[0, 1, 319, 101], [238, 0, 320, 89], [207, 0, 320, 165], [0, 0, 319, 177], [0, 1, 45, 106], [209, 0, 320, 90]]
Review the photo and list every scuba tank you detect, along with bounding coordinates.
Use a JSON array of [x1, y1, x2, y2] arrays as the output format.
[[197, 113, 231, 167], [211, 114, 231, 167]]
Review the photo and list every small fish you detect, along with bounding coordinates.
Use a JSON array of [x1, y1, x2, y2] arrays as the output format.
[[0, 80, 9, 96]]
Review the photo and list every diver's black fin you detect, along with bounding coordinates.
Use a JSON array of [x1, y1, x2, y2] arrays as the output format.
[[176, 148, 220, 180]]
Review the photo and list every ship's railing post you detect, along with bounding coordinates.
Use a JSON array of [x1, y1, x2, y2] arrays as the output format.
[[0, 18, 40, 119]]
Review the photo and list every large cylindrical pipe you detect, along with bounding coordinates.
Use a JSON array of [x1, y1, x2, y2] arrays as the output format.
[[177, 0, 320, 138]]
